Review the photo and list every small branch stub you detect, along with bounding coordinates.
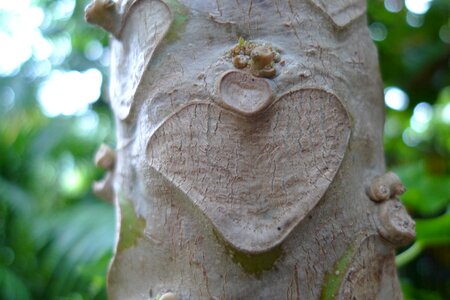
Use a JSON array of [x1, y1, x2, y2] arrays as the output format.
[[94, 143, 116, 170], [93, 144, 116, 202], [367, 172, 415, 247], [230, 38, 281, 79], [367, 172, 406, 202], [85, 0, 121, 37], [377, 199, 416, 247], [250, 46, 276, 78], [93, 172, 114, 202]]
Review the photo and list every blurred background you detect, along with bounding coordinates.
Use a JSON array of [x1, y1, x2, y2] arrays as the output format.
[[0, 0, 448, 299]]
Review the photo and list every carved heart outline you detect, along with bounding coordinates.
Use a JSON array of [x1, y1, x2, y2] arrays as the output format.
[[147, 88, 351, 253], [309, 0, 367, 28]]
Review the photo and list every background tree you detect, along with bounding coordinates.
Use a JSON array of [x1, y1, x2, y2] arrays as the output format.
[[0, 0, 448, 299]]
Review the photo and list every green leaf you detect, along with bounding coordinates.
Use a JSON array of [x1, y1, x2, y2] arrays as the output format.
[[397, 213, 450, 267], [0, 266, 32, 300], [416, 213, 450, 246], [394, 161, 450, 215], [401, 279, 444, 300]]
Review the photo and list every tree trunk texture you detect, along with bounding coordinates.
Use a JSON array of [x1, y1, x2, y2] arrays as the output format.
[[86, 0, 416, 299]]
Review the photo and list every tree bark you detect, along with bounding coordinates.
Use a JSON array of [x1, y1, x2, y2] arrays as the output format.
[[86, 0, 416, 299]]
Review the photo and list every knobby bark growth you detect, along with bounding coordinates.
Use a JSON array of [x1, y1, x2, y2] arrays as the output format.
[[86, 0, 416, 299]]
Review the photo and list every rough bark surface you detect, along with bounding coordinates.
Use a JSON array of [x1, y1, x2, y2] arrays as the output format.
[[86, 0, 415, 299]]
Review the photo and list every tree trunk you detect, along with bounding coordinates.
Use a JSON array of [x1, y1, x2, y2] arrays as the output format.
[[86, 0, 416, 299]]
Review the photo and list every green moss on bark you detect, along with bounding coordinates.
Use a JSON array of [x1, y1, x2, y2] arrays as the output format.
[[214, 229, 283, 277], [164, 0, 188, 43], [320, 244, 356, 300], [117, 197, 146, 252]]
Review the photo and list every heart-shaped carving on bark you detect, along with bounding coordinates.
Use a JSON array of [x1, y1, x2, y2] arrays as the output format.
[[218, 70, 273, 117], [147, 88, 351, 253], [309, 0, 367, 28]]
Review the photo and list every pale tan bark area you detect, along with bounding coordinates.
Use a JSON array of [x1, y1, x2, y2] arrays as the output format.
[[86, 0, 415, 299]]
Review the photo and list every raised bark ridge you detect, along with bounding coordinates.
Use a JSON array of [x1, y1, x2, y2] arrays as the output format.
[[108, 0, 172, 120]]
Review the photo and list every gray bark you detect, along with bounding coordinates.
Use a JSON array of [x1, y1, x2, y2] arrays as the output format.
[[87, 0, 416, 299]]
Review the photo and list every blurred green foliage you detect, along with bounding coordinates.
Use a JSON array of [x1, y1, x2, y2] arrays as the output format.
[[369, 0, 450, 298], [0, 0, 448, 299], [0, 0, 114, 299]]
